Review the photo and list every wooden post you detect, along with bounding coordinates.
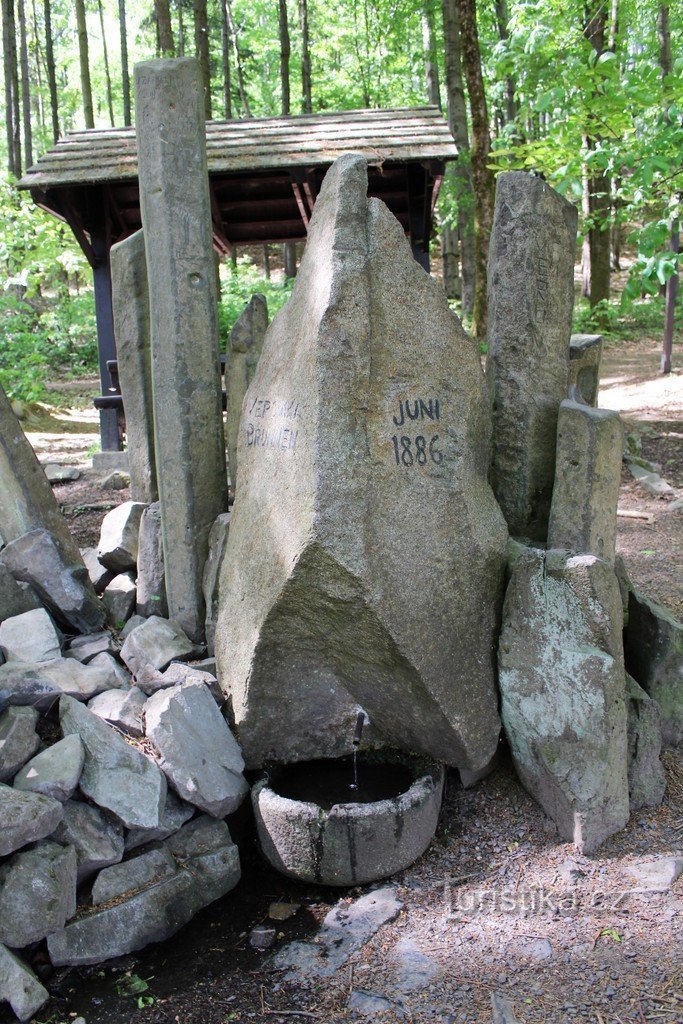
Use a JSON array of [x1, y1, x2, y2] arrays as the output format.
[[407, 163, 430, 272]]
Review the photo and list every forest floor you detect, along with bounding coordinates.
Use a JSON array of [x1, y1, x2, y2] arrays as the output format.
[[3, 335, 681, 1024]]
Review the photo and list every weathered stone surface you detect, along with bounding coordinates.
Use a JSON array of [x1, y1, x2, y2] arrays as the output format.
[[60, 695, 166, 829], [202, 512, 230, 656], [135, 58, 228, 643], [0, 608, 61, 664], [44, 463, 81, 483], [88, 686, 146, 737], [627, 857, 683, 889], [499, 548, 629, 853], [625, 592, 682, 746], [0, 707, 39, 782], [0, 843, 77, 948], [548, 400, 623, 563], [157, 661, 222, 702], [48, 816, 240, 965], [1, 529, 105, 634], [111, 229, 158, 504], [97, 501, 146, 573], [0, 783, 63, 855], [226, 295, 268, 489], [120, 616, 201, 677], [120, 613, 146, 638], [66, 632, 116, 664], [145, 680, 248, 816], [81, 547, 114, 594], [92, 846, 177, 904], [0, 943, 49, 1022], [136, 502, 167, 618], [14, 734, 84, 802], [51, 800, 124, 882], [215, 154, 507, 771], [90, 651, 132, 688], [0, 381, 85, 567], [486, 171, 578, 541], [0, 564, 40, 624], [0, 658, 116, 712], [491, 992, 521, 1024], [569, 334, 603, 407], [102, 573, 137, 627], [625, 675, 666, 810], [124, 788, 195, 851]]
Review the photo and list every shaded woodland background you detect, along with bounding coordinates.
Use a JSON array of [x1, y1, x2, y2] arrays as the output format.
[[0, 0, 680, 402]]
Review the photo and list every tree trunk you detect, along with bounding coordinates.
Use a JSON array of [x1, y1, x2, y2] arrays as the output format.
[[441, 0, 475, 314], [119, 0, 131, 125], [2, 0, 17, 176], [225, 0, 251, 116], [30, 0, 45, 134], [193, 0, 211, 118], [493, 0, 517, 124], [43, 0, 59, 140], [442, 224, 460, 299], [177, 0, 185, 54], [582, 1, 611, 310], [97, 0, 115, 125], [278, 0, 290, 115], [74, 0, 94, 129], [454, 0, 495, 338], [658, 3, 677, 374], [17, 0, 31, 167], [155, 0, 175, 55], [298, 0, 311, 113], [422, 0, 441, 107], [220, 0, 231, 117]]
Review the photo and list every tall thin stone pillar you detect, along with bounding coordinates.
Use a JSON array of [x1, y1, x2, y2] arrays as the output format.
[[110, 230, 158, 504], [486, 171, 578, 541], [134, 58, 228, 642], [226, 294, 268, 491]]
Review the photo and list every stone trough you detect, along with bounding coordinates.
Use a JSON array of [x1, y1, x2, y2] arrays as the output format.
[[253, 755, 444, 886]]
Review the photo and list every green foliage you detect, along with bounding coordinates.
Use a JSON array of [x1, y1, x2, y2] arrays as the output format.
[[219, 254, 294, 349]]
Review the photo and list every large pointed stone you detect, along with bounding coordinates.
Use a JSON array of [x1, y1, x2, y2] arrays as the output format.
[[226, 294, 268, 489], [498, 548, 629, 853], [60, 695, 166, 829], [215, 154, 508, 770]]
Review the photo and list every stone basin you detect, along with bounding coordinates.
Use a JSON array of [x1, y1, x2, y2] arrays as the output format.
[[252, 755, 444, 886]]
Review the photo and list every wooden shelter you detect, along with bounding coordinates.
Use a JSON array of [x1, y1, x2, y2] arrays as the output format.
[[19, 106, 456, 451]]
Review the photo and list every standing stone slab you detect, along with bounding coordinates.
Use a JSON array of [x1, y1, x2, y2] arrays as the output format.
[[569, 334, 603, 407], [135, 58, 228, 643], [625, 675, 666, 810], [499, 548, 629, 853], [136, 502, 167, 618], [226, 294, 268, 489], [215, 154, 508, 770], [0, 381, 84, 566], [110, 229, 158, 503], [202, 512, 230, 656], [0, 843, 77, 948], [487, 171, 578, 541], [625, 592, 682, 746], [548, 400, 623, 563]]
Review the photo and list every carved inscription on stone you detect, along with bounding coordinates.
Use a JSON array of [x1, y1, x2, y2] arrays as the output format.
[[389, 397, 443, 468], [245, 396, 301, 453]]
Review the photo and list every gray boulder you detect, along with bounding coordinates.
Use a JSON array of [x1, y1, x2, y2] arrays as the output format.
[[625, 675, 666, 810], [60, 695, 167, 829], [89, 651, 131, 688], [102, 572, 137, 627], [51, 800, 124, 882], [202, 512, 230, 657], [0, 564, 41, 625], [0, 943, 49, 1022], [569, 333, 603, 407], [120, 616, 201, 677], [0, 529, 105, 634], [66, 631, 116, 664], [141, 661, 222, 702], [120, 613, 146, 638], [13, 735, 85, 802], [215, 153, 508, 771], [499, 548, 629, 853], [81, 547, 114, 594], [0, 783, 64, 856], [44, 463, 80, 483], [0, 657, 116, 712], [0, 843, 77, 948], [625, 591, 682, 746], [0, 607, 62, 663], [48, 816, 240, 965], [124, 788, 195, 851], [145, 680, 248, 816], [0, 707, 39, 782], [97, 501, 146, 573], [136, 502, 167, 618], [88, 686, 146, 737], [92, 846, 177, 905]]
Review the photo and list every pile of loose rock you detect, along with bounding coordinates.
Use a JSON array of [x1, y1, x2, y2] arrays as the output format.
[[0, 500, 247, 1022]]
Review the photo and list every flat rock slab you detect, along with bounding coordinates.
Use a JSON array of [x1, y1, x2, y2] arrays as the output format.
[[347, 991, 396, 1016], [0, 607, 61, 664], [499, 548, 629, 854], [0, 658, 117, 713], [60, 695, 166, 829], [0, 942, 49, 1022], [13, 734, 84, 802], [391, 937, 441, 993], [145, 680, 248, 816], [97, 501, 146, 573], [216, 153, 507, 770], [0, 707, 39, 783], [48, 817, 240, 965], [0, 842, 77, 948], [92, 846, 177, 904], [626, 857, 683, 890], [51, 800, 124, 882], [120, 616, 201, 678], [1, 529, 105, 634], [272, 887, 402, 981], [0, 783, 63, 856], [66, 632, 117, 664], [88, 686, 146, 737]]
